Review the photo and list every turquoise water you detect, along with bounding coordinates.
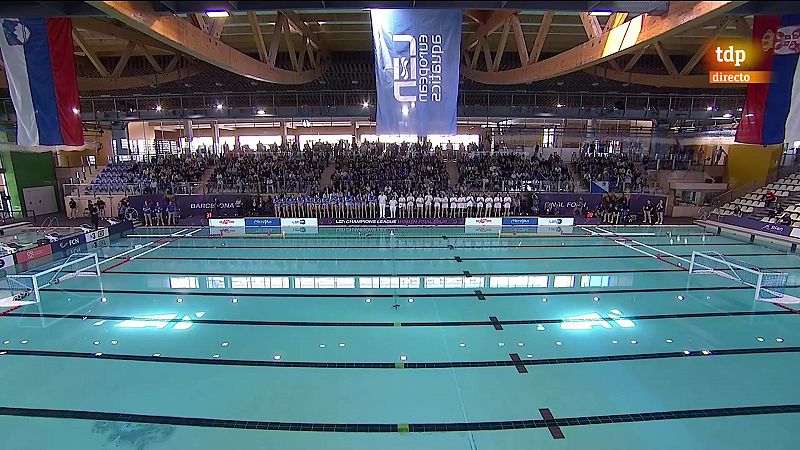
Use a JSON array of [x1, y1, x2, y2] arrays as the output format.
[[0, 225, 798, 450]]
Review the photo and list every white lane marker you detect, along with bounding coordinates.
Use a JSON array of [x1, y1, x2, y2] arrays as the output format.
[[128, 241, 173, 260], [99, 242, 154, 265]]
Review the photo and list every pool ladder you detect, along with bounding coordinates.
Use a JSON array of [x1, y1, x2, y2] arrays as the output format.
[[40, 216, 59, 235]]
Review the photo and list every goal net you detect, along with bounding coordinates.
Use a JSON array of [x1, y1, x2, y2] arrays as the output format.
[[689, 251, 798, 304], [7, 253, 102, 303]]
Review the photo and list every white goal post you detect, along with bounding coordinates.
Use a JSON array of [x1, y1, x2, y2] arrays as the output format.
[[689, 251, 799, 304], [6, 253, 101, 303]]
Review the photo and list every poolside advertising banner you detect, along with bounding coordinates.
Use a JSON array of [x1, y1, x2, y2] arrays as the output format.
[[84, 227, 109, 243], [502, 217, 538, 226], [245, 218, 280, 227], [720, 215, 793, 236], [280, 218, 318, 228], [0, 254, 15, 270], [465, 218, 502, 226], [370, 9, 461, 135], [14, 244, 52, 264], [129, 194, 243, 218], [320, 218, 464, 226], [209, 218, 245, 227], [536, 193, 666, 214], [49, 233, 86, 254]]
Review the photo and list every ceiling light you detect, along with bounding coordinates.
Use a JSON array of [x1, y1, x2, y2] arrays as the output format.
[[402, 106, 409, 116], [526, 354, 533, 358], [273, 355, 281, 360], [155, 105, 162, 112], [666, 339, 673, 343], [611, 340, 618, 344], [556, 103, 563, 108], [152, 353, 161, 357], [776, 338, 784, 343], [362, 101, 370, 108], [110, 340, 118, 345], [205, 10, 229, 18], [319, 344, 326, 348], [590, 10, 613, 16], [630, 340, 638, 344], [683, 350, 691, 355], [256, 109, 266, 116], [71, 107, 80, 114], [400, 355, 407, 361], [722, 113, 732, 118], [757, 337, 765, 342], [339, 343, 345, 347], [701, 350, 711, 355], [459, 343, 466, 347], [212, 354, 220, 358], [555, 341, 562, 346], [706, 106, 713, 111], [216, 103, 224, 110], [536, 325, 545, 331]]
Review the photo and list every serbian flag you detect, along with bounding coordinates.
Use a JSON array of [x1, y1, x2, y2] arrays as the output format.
[[0, 18, 83, 147], [736, 15, 800, 145]]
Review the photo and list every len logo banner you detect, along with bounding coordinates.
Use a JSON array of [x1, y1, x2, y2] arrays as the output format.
[[371, 9, 461, 135]]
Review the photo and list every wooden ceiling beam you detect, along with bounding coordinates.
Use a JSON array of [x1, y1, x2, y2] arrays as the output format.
[[111, 41, 135, 78], [528, 11, 554, 64], [248, 11, 268, 63], [72, 28, 109, 78], [88, 1, 327, 84], [463, 1, 743, 85]]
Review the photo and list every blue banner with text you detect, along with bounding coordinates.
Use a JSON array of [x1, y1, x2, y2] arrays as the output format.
[[371, 9, 461, 135]]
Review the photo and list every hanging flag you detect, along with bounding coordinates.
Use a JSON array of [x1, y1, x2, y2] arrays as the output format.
[[370, 9, 461, 136], [590, 181, 610, 193], [0, 18, 83, 148], [735, 15, 800, 145]]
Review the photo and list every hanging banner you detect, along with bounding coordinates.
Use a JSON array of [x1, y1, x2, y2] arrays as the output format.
[[0, 18, 83, 147], [370, 9, 461, 135]]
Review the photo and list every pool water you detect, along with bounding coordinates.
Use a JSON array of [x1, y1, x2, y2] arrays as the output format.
[[0, 225, 798, 450]]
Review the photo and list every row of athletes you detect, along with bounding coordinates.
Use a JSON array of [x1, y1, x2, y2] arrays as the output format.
[[273, 192, 519, 218]]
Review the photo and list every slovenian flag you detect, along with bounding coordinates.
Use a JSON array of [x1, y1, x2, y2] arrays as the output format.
[[736, 15, 800, 145], [0, 18, 83, 147]]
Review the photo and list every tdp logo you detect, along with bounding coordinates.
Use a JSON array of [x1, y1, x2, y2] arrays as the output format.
[[561, 310, 635, 330], [715, 45, 746, 67]]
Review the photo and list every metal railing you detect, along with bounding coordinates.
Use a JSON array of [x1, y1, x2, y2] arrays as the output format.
[[710, 163, 800, 208]]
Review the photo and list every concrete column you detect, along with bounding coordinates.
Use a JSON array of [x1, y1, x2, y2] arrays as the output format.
[[211, 121, 221, 154], [183, 119, 194, 154], [280, 121, 288, 147]]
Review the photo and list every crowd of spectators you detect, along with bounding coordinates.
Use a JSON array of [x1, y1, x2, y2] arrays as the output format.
[[572, 153, 648, 193], [330, 142, 450, 194], [457, 153, 572, 192], [208, 146, 332, 194], [86, 155, 208, 195]]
